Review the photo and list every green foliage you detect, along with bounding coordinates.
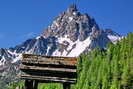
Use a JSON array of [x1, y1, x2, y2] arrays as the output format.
[[76, 33, 133, 89], [7, 81, 24, 89], [38, 83, 62, 89], [7, 33, 133, 89]]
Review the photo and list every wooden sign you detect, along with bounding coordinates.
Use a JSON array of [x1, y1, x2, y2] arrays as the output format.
[[19, 54, 77, 89]]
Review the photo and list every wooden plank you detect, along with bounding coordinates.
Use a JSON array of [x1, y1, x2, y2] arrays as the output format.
[[22, 59, 77, 66], [22, 54, 77, 66], [23, 57, 77, 62], [20, 65, 76, 73], [20, 74, 76, 81], [22, 63, 76, 69], [20, 75, 76, 84], [20, 70, 77, 78], [23, 54, 77, 61]]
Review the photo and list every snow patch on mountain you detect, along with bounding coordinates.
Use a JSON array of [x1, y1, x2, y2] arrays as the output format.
[[67, 37, 91, 57], [108, 35, 121, 43], [52, 35, 92, 57], [11, 54, 22, 63]]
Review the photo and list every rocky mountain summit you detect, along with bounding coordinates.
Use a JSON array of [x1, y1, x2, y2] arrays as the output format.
[[0, 4, 121, 80]]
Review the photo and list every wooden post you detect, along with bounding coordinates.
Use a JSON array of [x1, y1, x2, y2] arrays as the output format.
[[25, 80, 33, 89], [33, 80, 38, 89], [63, 83, 70, 89]]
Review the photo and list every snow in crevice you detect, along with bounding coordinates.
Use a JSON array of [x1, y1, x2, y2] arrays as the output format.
[[52, 35, 72, 56], [67, 37, 91, 57], [36, 36, 46, 40], [36, 36, 41, 40], [68, 17, 73, 22], [46, 46, 51, 55], [0, 56, 6, 66], [11, 54, 22, 63], [53, 35, 92, 57], [61, 50, 68, 56], [108, 35, 121, 43], [7, 50, 22, 64], [52, 49, 62, 56], [73, 12, 77, 16], [8, 50, 17, 56]]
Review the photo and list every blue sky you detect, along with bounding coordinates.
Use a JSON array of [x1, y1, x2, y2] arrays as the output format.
[[0, 0, 133, 48]]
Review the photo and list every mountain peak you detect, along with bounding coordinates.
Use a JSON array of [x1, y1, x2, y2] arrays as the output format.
[[42, 5, 100, 42]]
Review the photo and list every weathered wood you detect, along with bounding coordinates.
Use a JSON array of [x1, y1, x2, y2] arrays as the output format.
[[21, 70, 77, 78], [22, 63, 76, 69], [22, 59, 77, 66], [20, 54, 77, 89], [20, 74, 76, 80], [20, 65, 76, 73], [33, 80, 38, 89], [20, 74, 76, 84], [22, 54, 77, 66], [63, 83, 70, 89], [25, 80, 33, 89], [23, 54, 77, 61]]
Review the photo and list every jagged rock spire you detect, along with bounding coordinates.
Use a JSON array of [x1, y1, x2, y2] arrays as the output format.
[[67, 4, 78, 13], [42, 4, 100, 41]]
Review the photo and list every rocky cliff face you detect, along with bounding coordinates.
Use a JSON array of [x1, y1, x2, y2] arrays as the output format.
[[0, 4, 121, 80]]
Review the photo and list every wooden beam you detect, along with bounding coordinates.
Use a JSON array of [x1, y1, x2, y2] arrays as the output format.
[[23, 54, 77, 61], [20, 70, 77, 78], [22, 63, 76, 69], [20, 65, 76, 73], [20, 75, 76, 84], [20, 74, 76, 80], [22, 58, 77, 66]]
